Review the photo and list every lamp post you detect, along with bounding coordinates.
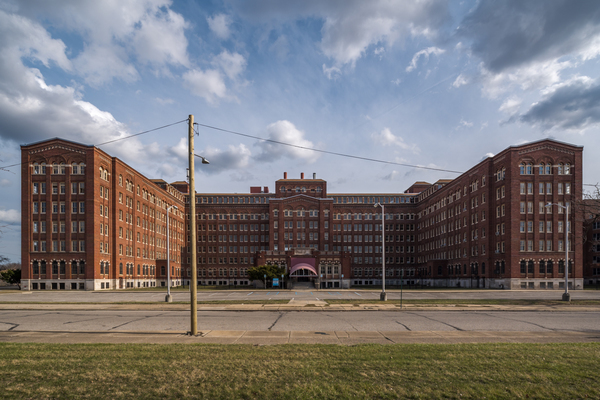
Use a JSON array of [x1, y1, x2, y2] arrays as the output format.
[[374, 202, 387, 301], [165, 205, 178, 303], [545, 202, 570, 302]]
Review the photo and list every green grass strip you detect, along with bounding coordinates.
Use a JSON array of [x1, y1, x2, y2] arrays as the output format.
[[0, 343, 599, 399]]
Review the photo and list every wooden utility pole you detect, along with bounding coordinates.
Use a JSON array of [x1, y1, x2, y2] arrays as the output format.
[[189, 115, 198, 335]]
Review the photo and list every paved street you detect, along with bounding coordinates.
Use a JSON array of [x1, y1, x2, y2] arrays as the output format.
[[1, 309, 599, 333], [2, 288, 600, 302]]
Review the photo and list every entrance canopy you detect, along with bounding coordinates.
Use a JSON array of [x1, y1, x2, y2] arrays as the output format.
[[290, 257, 317, 276]]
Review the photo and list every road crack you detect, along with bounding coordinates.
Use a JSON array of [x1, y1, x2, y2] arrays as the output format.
[[267, 312, 285, 331]]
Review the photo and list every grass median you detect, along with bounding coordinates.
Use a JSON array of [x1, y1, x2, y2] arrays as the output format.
[[1, 342, 599, 399]]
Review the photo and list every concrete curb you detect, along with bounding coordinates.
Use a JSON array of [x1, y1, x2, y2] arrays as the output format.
[[0, 303, 599, 312]]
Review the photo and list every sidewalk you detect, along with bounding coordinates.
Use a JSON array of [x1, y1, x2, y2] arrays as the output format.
[[1, 329, 598, 345]]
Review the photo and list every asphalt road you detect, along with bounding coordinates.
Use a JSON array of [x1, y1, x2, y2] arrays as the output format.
[[2, 288, 600, 302], [1, 309, 599, 333]]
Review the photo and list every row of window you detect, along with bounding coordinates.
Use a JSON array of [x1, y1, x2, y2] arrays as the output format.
[[33, 221, 85, 234], [519, 259, 571, 274], [32, 240, 86, 252], [520, 182, 571, 195], [520, 162, 571, 175], [32, 182, 85, 195], [32, 201, 85, 214], [519, 240, 571, 252], [520, 220, 570, 233], [31, 260, 85, 275], [32, 163, 85, 175]]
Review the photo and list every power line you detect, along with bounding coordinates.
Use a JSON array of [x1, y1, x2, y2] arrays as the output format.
[[0, 119, 188, 171], [194, 122, 464, 174]]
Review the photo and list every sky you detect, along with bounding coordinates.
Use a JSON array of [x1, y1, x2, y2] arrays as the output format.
[[1, 0, 600, 263]]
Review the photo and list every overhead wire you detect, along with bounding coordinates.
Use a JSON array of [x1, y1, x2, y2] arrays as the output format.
[[0, 119, 188, 171], [194, 122, 464, 174]]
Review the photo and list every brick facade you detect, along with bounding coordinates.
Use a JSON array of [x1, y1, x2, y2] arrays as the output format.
[[21, 137, 585, 290], [21, 138, 185, 290]]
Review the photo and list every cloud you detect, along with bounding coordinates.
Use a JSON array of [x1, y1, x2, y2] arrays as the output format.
[[0, 179, 10, 187], [518, 76, 600, 132], [498, 97, 522, 115], [452, 74, 468, 88], [406, 47, 445, 72], [201, 143, 251, 173], [207, 13, 231, 39], [155, 97, 175, 105], [10, 0, 189, 86], [322, 64, 341, 80], [0, 209, 19, 224], [254, 120, 319, 163], [183, 68, 228, 104], [269, 35, 289, 60], [382, 170, 402, 181], [214, 50, 247, 80], [371, 128, 419, 154], [456, 119, 473, 129], [230, 0, 451, 69], [457, 0, 600, 73]]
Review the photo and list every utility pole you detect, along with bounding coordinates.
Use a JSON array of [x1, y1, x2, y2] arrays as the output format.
[[189, 115, 198, 335]]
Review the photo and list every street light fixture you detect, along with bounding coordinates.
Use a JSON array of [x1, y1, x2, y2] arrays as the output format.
[[165, 204, 178, 303], [374, 202, 387, 301], [545, 202, 570, 302], [194, 154, 210, 164]]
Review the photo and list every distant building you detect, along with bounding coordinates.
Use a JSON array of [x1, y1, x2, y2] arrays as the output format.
[[21, 138, 185, 290], [21, 137, 584, 290]]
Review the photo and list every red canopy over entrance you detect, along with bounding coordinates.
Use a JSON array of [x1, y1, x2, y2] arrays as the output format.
[[289, 257, 317, 276]]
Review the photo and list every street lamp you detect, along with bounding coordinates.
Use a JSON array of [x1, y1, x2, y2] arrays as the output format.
[[165, 204, 178, 303], [545, 202, 570, 302], [374, 202, 387, 301]]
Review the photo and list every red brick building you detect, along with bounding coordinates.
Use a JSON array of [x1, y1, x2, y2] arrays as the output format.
[[21, 138, 185, 290], [21, 137, 584, 290]]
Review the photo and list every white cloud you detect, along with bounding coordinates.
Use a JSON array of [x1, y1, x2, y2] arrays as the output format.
[[322, 64, 341, 80], [207, 13, 231, 39], [499, 97, 522, 115], [230, 0, 450, 72], [452, 74, 468, 88], [371, 128, 419, 154], [10, 0, 189, 86], [0, 179, 10, 187], [183, 68, 228, 104], [457, 119, 473, 129], [201, 143, 251, 173], [406, 47, 445, 72], [255, 120, 319, 163], [0, 209, 19, 224], [214, 50, 247, 80], [391, 78, 402, 85], [155, 97, 175, 105]]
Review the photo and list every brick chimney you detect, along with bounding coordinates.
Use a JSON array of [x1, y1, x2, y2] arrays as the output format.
[[284, 172, 287, 179], [301, 172, 304, 179]]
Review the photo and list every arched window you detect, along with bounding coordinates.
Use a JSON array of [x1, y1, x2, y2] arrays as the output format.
[[527, 260, 534, 274], [547, 260, 553, 274], [52, 261, 58, 275], [33, 163, 39, 174], [539, 260, 546, 274], [564, 163, 570, 174], [526, 163, 533, 174], [79, 163, 85, 175], [33, 261, 39, 275], [519, 164, 526, 175], [539, 163, 545, 174], [72, 163, 78, 175], [40, 163, 46, 174], [119, 175, 123, 186], [558, 163, 564, 175], [545, 163, 552, 175], [520, 260, 526, 274], [119, 263, 123, 275]]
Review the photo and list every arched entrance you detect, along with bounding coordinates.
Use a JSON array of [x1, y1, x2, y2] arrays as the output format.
[[289, 258, 318, 285]]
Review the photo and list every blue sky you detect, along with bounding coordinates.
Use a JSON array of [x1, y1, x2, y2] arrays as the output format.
[[1, 0, 600, 263]]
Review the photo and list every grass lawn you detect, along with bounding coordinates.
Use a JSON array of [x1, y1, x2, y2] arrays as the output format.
[[1, 343, 599, 399]]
